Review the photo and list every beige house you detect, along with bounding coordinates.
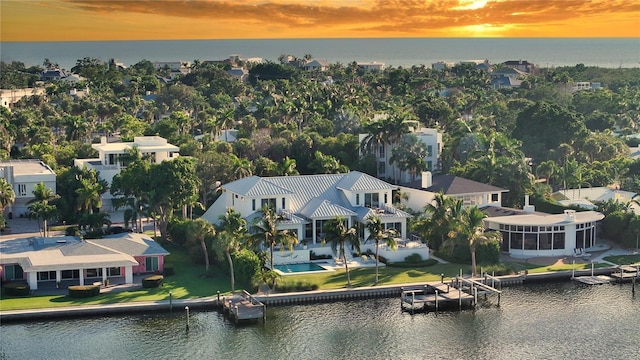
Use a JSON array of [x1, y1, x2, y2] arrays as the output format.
[[0, 160, 56, 218]]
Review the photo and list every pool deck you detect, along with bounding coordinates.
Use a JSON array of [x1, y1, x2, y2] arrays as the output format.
[[274, 257, 382, 275]]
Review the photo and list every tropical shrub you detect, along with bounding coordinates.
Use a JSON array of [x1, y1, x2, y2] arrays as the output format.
[[163, 264, 174, 276], [2, 282, 30, 296], [232, 249, 261, 285], [142, 275, 164, 288], [68, 285, 100, 298], [404, 253, 423, 263], [276, 281, 319, 292]]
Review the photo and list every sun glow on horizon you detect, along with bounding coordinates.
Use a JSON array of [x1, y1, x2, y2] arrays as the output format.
[[0, 0, 638, 41], [454, 0, 488, 11]]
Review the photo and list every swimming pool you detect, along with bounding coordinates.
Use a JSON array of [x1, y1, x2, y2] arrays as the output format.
[[273, 262, 330, 274]]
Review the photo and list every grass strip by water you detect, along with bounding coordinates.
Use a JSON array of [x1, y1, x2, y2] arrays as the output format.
[[602, 254, 640, 265], [0, 243, 232, 311]]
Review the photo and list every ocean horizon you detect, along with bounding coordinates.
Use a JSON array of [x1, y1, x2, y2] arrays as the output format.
[[1, 38, 639, 70]]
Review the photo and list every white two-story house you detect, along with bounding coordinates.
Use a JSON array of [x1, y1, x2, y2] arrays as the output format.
[[0, 160, 56, 218], [74, 136, 179, 211], [360, 126, 443, 183], [202, 171, 424, 263]]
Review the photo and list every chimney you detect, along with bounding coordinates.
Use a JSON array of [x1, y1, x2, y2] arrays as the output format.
[[421, 171, 432, 189], [564, 209, 576, 222], [100, 136, 107, 144], [523, 195, 535, 213]]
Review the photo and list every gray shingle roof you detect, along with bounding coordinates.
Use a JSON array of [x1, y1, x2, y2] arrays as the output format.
[[91, 233, 170, 256], [403, 174, 506, 195]]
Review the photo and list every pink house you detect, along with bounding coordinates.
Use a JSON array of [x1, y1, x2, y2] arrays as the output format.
[[0, 233, 169, 291]]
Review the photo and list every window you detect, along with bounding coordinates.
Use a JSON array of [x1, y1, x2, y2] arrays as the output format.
[[364, 193, 380, 208], [146, 257, 159, 272], [378, 144, 385, 158], [86, 269, 103, 278], [37, 271, 57, 281], [282, 198, 285, 209], [18, 184, 27, 197], [524, 233, 537, 250], [553, 233, 565, 250], [5, 264, 24, 280], [261, 198, 276, 210], [491, 193, 499, 202], [61, 270, 80, 279], [107, 267, 121, 276], [384, 193, 388, 204], [427, 161, 432, 171], [510, 232, 523, 250], [378, 161, 386, 175], [252, 199, 256, 211], [356, 194, 360, 205], [427, 145, 433, 156]]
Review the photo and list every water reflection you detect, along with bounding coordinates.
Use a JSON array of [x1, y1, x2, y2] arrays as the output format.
[[1, 282, 637, 359]]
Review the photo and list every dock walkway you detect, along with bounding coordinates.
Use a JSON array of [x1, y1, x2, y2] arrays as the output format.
[[222, 290, 266, 324], [401, 275, 502, 313]]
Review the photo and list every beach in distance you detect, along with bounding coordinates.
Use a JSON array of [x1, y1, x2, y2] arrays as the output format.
[[2, 38, 639, 70]]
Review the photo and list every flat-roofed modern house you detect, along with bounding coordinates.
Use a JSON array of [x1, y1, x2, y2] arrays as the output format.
[[0, 159, 56, 218], [202, 171, 426, 263], [360, 126, 443, 183], [483, 197, 604, 258], [74, 136, 179, 211], [0, 232, 169, 291]]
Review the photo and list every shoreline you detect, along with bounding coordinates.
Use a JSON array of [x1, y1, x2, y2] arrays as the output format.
[[0, 266, 625, 323]]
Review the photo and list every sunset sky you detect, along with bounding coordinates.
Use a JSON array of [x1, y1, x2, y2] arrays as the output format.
[[2, 0, 639, 42]]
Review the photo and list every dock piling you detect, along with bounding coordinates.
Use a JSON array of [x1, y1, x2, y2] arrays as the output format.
[[435, 290, 439, 314], [169, 291, 172, 312], [185, 306, 190, 332]]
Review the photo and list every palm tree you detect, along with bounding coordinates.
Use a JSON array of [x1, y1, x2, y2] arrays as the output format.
[[323, 217, 361, 287], [79, 212, 112, 235], [445, 206, 500, 277], [214, 208, 247, 292], [0, 178, 15, 227], [27, 182, 58, 237], [188, 218, 216, 272], [420, 192, 457, 250], [365, 215, 398, 284], [76, 178, 105, 214], [251, 206, 298, 270]]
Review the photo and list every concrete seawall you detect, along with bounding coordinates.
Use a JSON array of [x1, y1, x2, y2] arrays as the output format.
[[0, 267, 623, 322]]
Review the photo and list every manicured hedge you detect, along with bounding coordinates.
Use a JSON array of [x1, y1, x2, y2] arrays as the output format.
[[276, 281, 318, 292], [68, 285, 100, 298], [386, 259, 439, 268], [163, 264, 174, 276], [142, 275, 164, 288], [3, 282, 30, 296]]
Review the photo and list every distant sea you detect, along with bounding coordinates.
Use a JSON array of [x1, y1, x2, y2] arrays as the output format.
[[1, 38, 639, 70]]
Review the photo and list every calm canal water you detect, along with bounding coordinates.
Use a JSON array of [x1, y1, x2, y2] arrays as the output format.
[[1, 281, 638, 360]]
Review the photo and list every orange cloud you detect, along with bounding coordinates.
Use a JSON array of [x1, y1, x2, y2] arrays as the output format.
[[1, 0, 638, 41]]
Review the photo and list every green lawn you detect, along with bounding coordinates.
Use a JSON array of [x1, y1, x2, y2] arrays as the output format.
[[278, 263, 470, 289], [0, 243, 235, 311], [1, 245, 632, 311], [602, 254, 640, 265]]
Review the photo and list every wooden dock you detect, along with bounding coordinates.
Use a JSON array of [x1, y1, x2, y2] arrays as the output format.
[[222, 290, 266, 324], [573, 275, 612, 285], [609, 265, 640, 283], [401, 275, 502, 313]]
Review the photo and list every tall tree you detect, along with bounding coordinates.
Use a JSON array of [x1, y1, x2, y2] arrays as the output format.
[[215, 208, 247, 292], [27, 182, 58, 237], [323, 217, 361, 287], [188, 218, 216, 272], [251, 206, 298, 270], [365, 215, 398, 284], [0, 177, 15, 215]]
